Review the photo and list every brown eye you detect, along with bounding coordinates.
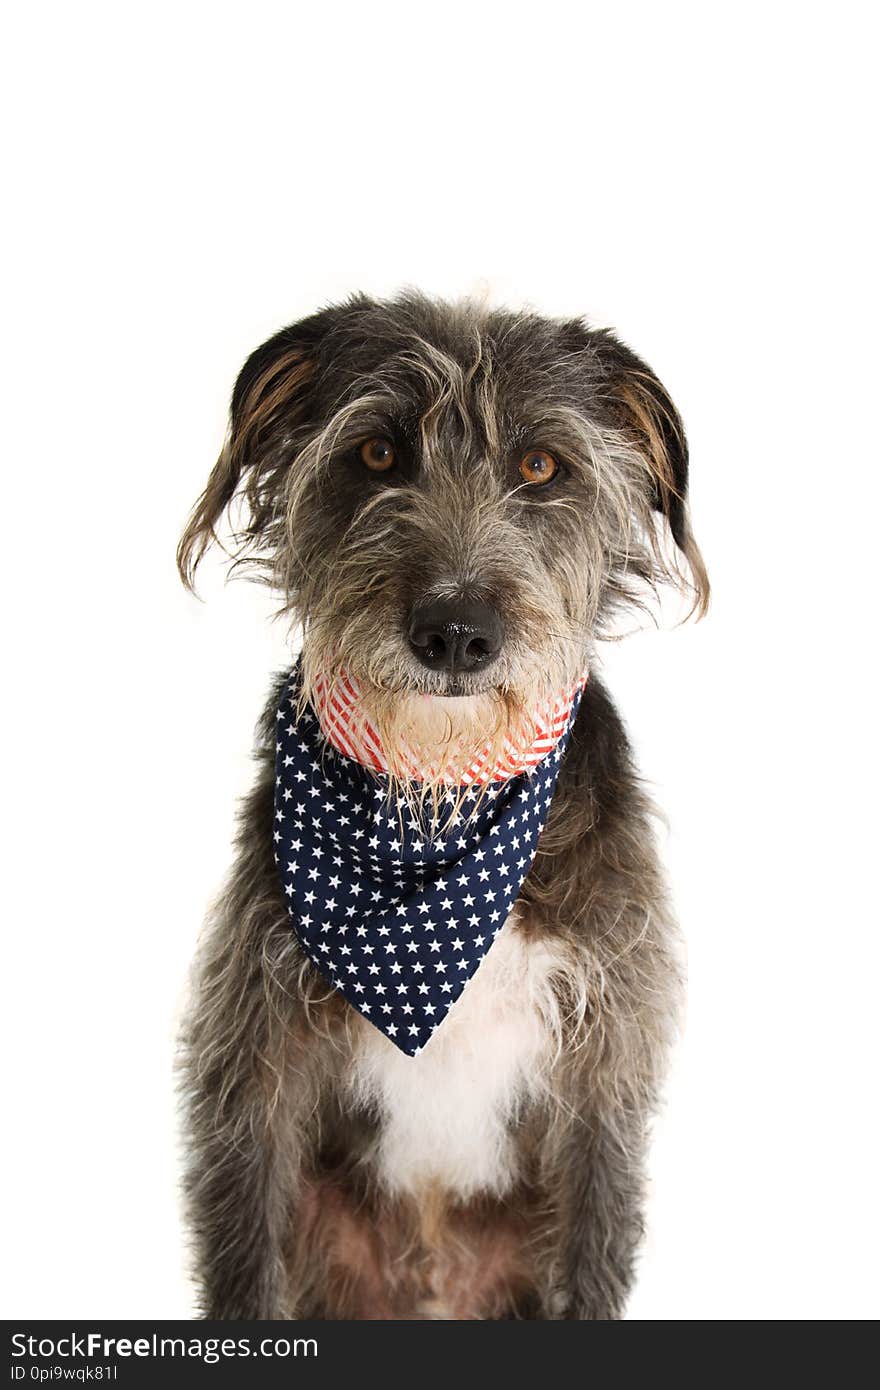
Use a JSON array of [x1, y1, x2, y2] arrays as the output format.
[[360, 437, 397, 472], [519, 449, 559, 485]]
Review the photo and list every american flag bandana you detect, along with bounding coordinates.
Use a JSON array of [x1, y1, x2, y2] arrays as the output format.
[[273, 662, 586, 1056]]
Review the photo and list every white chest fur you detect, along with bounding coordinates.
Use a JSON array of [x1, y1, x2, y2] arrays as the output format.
[[345, 914, 568, 1200]]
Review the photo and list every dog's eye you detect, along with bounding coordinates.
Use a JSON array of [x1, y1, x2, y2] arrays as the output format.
[[519, 449, 559, 485], [360, 437, 397, 472]]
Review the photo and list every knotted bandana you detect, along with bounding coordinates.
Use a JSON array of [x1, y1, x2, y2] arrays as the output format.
[[273, 663, 585, 1056]]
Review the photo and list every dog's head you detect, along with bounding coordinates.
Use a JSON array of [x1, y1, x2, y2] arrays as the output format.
[[179, 293, 707, 781]]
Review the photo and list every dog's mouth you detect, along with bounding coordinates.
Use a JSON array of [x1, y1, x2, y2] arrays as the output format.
[[395, 668, 506, 700]]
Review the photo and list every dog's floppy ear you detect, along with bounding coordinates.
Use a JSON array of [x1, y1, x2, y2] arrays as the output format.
[[177, 307, 341, 590], [590, 329, 709, 617]]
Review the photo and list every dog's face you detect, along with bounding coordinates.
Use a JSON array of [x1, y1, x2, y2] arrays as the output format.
[[180, 294, 707, 779]]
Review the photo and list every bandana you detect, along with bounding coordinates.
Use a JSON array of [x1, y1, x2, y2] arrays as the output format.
[[273, 663, 585, 1056]]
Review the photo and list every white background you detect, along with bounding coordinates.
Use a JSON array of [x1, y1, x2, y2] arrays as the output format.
[[3, 2, 878, 1320]]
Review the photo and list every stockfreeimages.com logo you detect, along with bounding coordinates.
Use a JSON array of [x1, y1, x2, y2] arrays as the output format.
[[11, 1331, 317, 1370]]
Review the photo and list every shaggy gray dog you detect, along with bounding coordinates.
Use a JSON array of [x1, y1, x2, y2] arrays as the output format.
[[178, 292, 708, 1319]]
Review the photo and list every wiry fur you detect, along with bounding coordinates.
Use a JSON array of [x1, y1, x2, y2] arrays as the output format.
[[178, 292, 706, 1319]]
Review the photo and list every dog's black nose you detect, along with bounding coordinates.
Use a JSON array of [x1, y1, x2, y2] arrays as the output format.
[[407, 598, 504, 674]]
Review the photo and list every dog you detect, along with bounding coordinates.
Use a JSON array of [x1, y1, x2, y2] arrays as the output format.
[[177, 292, 708, 1320]]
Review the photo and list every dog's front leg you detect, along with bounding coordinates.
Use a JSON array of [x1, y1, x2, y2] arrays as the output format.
[[545, 1098, 648, 1321], [180, 790, 322, 1322], [182, 936, 318, 1319], [185, 1066, 303, 1320]]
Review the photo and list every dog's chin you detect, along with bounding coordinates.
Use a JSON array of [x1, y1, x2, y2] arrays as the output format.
[[307, 655, 549, 788]]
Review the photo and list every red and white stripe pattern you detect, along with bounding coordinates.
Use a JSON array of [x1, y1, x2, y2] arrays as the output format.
[[312, 668, 588, 786]]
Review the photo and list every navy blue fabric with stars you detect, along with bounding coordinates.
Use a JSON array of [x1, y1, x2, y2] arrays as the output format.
[[274, 664, 582, 1056]]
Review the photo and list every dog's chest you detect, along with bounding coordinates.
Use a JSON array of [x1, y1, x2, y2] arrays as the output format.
[[345, 915, 565, 1199]]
